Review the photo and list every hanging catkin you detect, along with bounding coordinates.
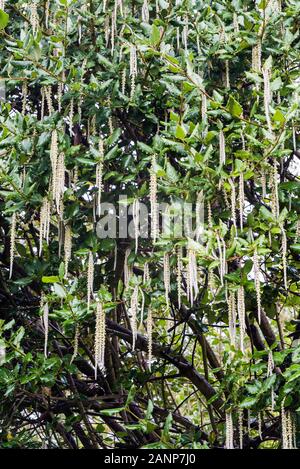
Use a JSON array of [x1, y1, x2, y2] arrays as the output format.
[[253, 249, 262, 324], [228, 291, 237, 347], [221, 236, 227, 282], [196, 192, 203, 241], [237, 286, 246, 353], [182, 15, 189, 53], [177, 246, 182, 308], [41, 295, 49, 358], [176, 27, 180, 51], [207, 201, 213, 229], [281, 403, 294, 449], [216, 234, 224, 286], [43, 303, 49, 358], [287, 412, 294, 449], [130, 285, 139, 351], [143, 262, 150, 283], [239, 173, 244, 230], [238, 408, 243, 449], [129, 44, 137, 100], [41, 87, 46, 119], [111, 11, 115, 55], [72, 166, 78, 188], [221, 185, 230, 210], [70, 324, 79, 364], [39, 198, 51, 255], [187, 249, 198, 306], [296, 220, 300, 241], [208, 270, 216, 295], [121, 67, 126, 95], [30, 3, 39, 34], [258, 412, 263, 439], [21, 82, 27, 115], [58, 197, 64, 222], [96, 137, 104, 216], [9, 212, 17, 279], [266, 349, 276, 411], [229, 178, 237, 232], [263, 60, 273, 135], [45, 0, 50, 28], [225, 61, 230, 89], [281, 224, 288, 290], [45, 86, 53, 115], [252, 42, 262, 74], [124, 248, 132, 288], [163, 253, 170, 308], [113, 243, 118, 271], [132, 199, 140, 254], [50, 129, 58, 196], [104, 15, 110, 47], [270, 161, 279, 218], [57, 83, 63, 113], [150, 154, 158, 241], [96, 158, 104, 216], [54, 152, 65, 214], [94, 302, 106, 379], [219, 130, 226, 166], [87, 252, 94, 311], [225, 411, 234, 449], [261, 170, 267, 199], [156, 0, 159, 16], [196, 32, 201, 56], [201, 92, 207, 122], [147, 308, 153, 370], [233, 13, 239, 33], [140, 287, 145, 326], [142, 0, 149, 23], [267, 350, 275, 377], [64, 224, 72, 277], [106, 97, 114, 135], [69, 98, 74, 136]]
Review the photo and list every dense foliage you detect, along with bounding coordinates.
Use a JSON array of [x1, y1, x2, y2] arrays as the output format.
[[1, 0, 300, 449]]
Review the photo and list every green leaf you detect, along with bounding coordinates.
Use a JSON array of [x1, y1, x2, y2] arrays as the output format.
[[270, 77, 282, 92], [76, 157, 96, 166], [100, 407, 124, 416], [0, 10, 9, 30], [259, 206, 275, 222], [53, 283, 66, 298], [175, 124, 186, 140], [42, 276, 60, 283], [162, 413, 172, 442], [262, 374, 276, 391], [226, 95, 243, 117], [150, 24, 161, 45], [166, 162, 179, 182], [286, 370, 300, 383], [273, 109, 285, 124], [137, 141, 154, 154], [240, 396, 257, 409], [125, 385, 136, 407], [146, 400, 154, 420], [59, 262, 65, 280], [278, 207, 288, 223]]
